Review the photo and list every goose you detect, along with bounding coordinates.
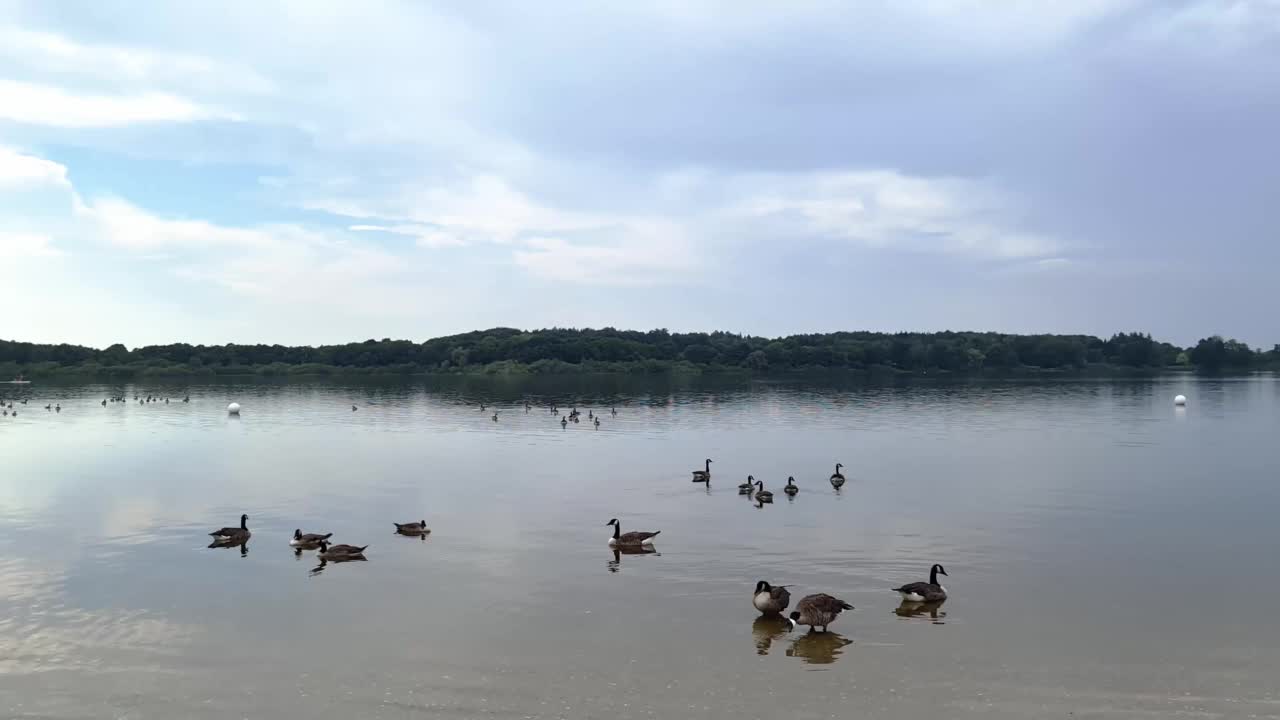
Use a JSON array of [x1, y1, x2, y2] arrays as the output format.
[[738, 475, 756, 494], [786, 593, 853, 633], [491, 412, 499, 422], [317, 540, 367, 560], [183, 396, 190, 403], [588, 410, 593, 419], [783, 476, 799, 496], [893, 564, 949, 603], [165, 398, 170, 404], [290, 529, 333, 548], [393, 520, 430, 536], [352, 405, 358, 411], [480, 403, 486, 411], [829, 463, 846, 489], [606, 518, 660, 547], [561, 415, 568, 427], [754, 480, 773, 503], [611, 406, 617, 416], [753, 580, 791, 616], [102, 399, 107, 406], [55, 404, 60, 412], [209, 514, 251, 542], [691, 458, 712, 483], [593, 417, 600, 428], [44, 404, 51, 410]]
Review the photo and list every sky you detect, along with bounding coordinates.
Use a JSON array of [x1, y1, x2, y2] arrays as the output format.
[[0, 1, 1276, 350]]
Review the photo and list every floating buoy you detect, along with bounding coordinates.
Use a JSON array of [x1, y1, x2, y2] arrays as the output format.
[[227, 402, 241, 415], [1174, 394, 1187, 406]]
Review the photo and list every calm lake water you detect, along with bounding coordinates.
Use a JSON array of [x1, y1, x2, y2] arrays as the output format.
[[1, 374, 1278, 719]]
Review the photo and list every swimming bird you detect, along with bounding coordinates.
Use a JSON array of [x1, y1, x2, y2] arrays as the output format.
[[691, 458, 712, 483], [753, 580, 791, 616], [45, 404, 51, 410], [352, 405, 358, 411], [393, 520, 430, 536], [738, 475, 756, 494], [317, 540, 367, 560], [102, 399, 107, 406], [561, 415, 568, 427], [784, 476, 799, 496], [55, 404, 60, 412], [480, 403, 486, 411], [786, 593, 853, 633], [492, 412, 498, 421], [593, 416, 600, 428], [893, 564, 949, 603], [183, 396, 190, 403], [829, 463, 846, 489], [606, 518, 660, 547], [611, 406, 617, 416], [754, 480, 773, 503], [290, 529, 333, 548], [209, 514, 251, 542]]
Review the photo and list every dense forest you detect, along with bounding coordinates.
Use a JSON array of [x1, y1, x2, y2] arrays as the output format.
[[0, 329, 1276, 378]]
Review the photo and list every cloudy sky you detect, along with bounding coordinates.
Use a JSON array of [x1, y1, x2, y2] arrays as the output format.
[[0, 1, 1276, 349]]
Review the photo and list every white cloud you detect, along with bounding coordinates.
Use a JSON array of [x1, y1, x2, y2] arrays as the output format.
[[0, 145, 71, 187], [0, 231, 62, 258], [349, 223, 468, 248], [514, 221, 699, 286], [0, 79, 222, 128]]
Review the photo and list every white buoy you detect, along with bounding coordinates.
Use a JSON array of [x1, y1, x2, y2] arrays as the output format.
[[227, 402, 241, 415], [1174, 394, 1187, 406]]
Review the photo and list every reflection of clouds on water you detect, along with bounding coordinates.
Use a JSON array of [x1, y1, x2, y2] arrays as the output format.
[[0, 556, 194, 674], [894, 600, 947, 624], [785, 630, 853, 665], [751, 616, 788, 655]]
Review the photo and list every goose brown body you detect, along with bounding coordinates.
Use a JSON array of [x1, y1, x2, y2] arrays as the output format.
[[787, 593, 853, 632]]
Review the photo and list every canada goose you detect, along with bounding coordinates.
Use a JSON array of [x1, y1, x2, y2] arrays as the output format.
[[209, 514, 251, 542], [183, 396, 190, 403], [290, 529, 333, 548], [784, 476, 799, 496], [738, 475, 756, 494], [606, 518, 660, 547], [45, 404, 51, 410], [393, 520, 430, 535], [317, 540, 367, 560], [491, 412, 499, 421], [893, 564, 949, 602], [754, 480, 773, 503], [102, 399, 107, 406], [753, 580, 791, 616], [561, 415, 568, 427], [829, 463, 846, 489], [691, 458, 712, 483], [55, 404, 60, 412], [352, 405, 358, 411], [786, 593, 853, 633], [480, 403, 486, 411], [611, 406, 617, 416], [588, 410, 593, 419], [165, 398, 169, 404], [593, 417, 600, 428]]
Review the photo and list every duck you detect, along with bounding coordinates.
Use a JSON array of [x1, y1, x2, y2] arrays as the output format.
[[893, 563, 949, 603], [783, 476, 799, 496], [393, 520, 431, 536], [290, 529, 333, 548], [605, 518, 660, 547], [753, 580, 791, 616], [691, 458, 712, 483], [786, 593, 854, 633], [754, 480, 773, 503], [738, 475, 756, 494], [317, 540, 367, 560], [209, 514, 251, 542], [829, 463, 846, 489]]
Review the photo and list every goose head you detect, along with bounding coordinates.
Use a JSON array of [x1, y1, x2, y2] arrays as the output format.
[[755, 580, 773, 594], [605, 518, 618, 527], [785, 611, 800, 630], [932, 563, 949, 577], [293, 529, 302, 540]]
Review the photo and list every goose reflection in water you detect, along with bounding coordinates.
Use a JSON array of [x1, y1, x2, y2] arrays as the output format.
[[751, 615, 789, 655], [785, 631, 853, 665], [894, 600, 947, 624], [607, 545, 659, 573], [310, 555, 367, 577], [207, 537, 249, 557]]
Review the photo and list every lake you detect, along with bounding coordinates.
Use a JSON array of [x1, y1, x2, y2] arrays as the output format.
[[1, 374, 1278, 719]]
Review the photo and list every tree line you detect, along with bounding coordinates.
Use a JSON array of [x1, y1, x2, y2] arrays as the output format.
[[0, 329, 1276, 378]]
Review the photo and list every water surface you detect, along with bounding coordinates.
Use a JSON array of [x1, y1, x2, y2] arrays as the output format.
[[1, 375, 1278, 719]]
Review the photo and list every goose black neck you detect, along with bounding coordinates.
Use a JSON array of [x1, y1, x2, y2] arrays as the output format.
[[241, 516, 248, 530], [929, 565, 938, 585], [612, 523, 620, 539]]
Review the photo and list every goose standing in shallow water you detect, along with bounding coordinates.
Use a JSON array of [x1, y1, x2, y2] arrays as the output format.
[[561, 415, 568, 428], [317, 540, 367, 561], [829, 463, 846, 489], [754, 480, 773, 503], [606, 518, 660, 547], [691, 458, 712, 483], [893, 563, 949, 602], [784, 476, 799, 496], [753, 580, 791, 616], [209, 514, 251, 543], [290, 529, 332, 548], [738, 475, 756, 494], [393, 520, 430, 536], [786, 593, 853, 633]]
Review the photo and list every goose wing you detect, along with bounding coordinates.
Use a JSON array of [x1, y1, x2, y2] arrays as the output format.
[[617, 530, 660, 544], [798, 593, 853, 615], [299, 532, 332, 543], [209, 526, 244, 537], [771, 585, 792, 607], [326, 544, 367, 554]]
